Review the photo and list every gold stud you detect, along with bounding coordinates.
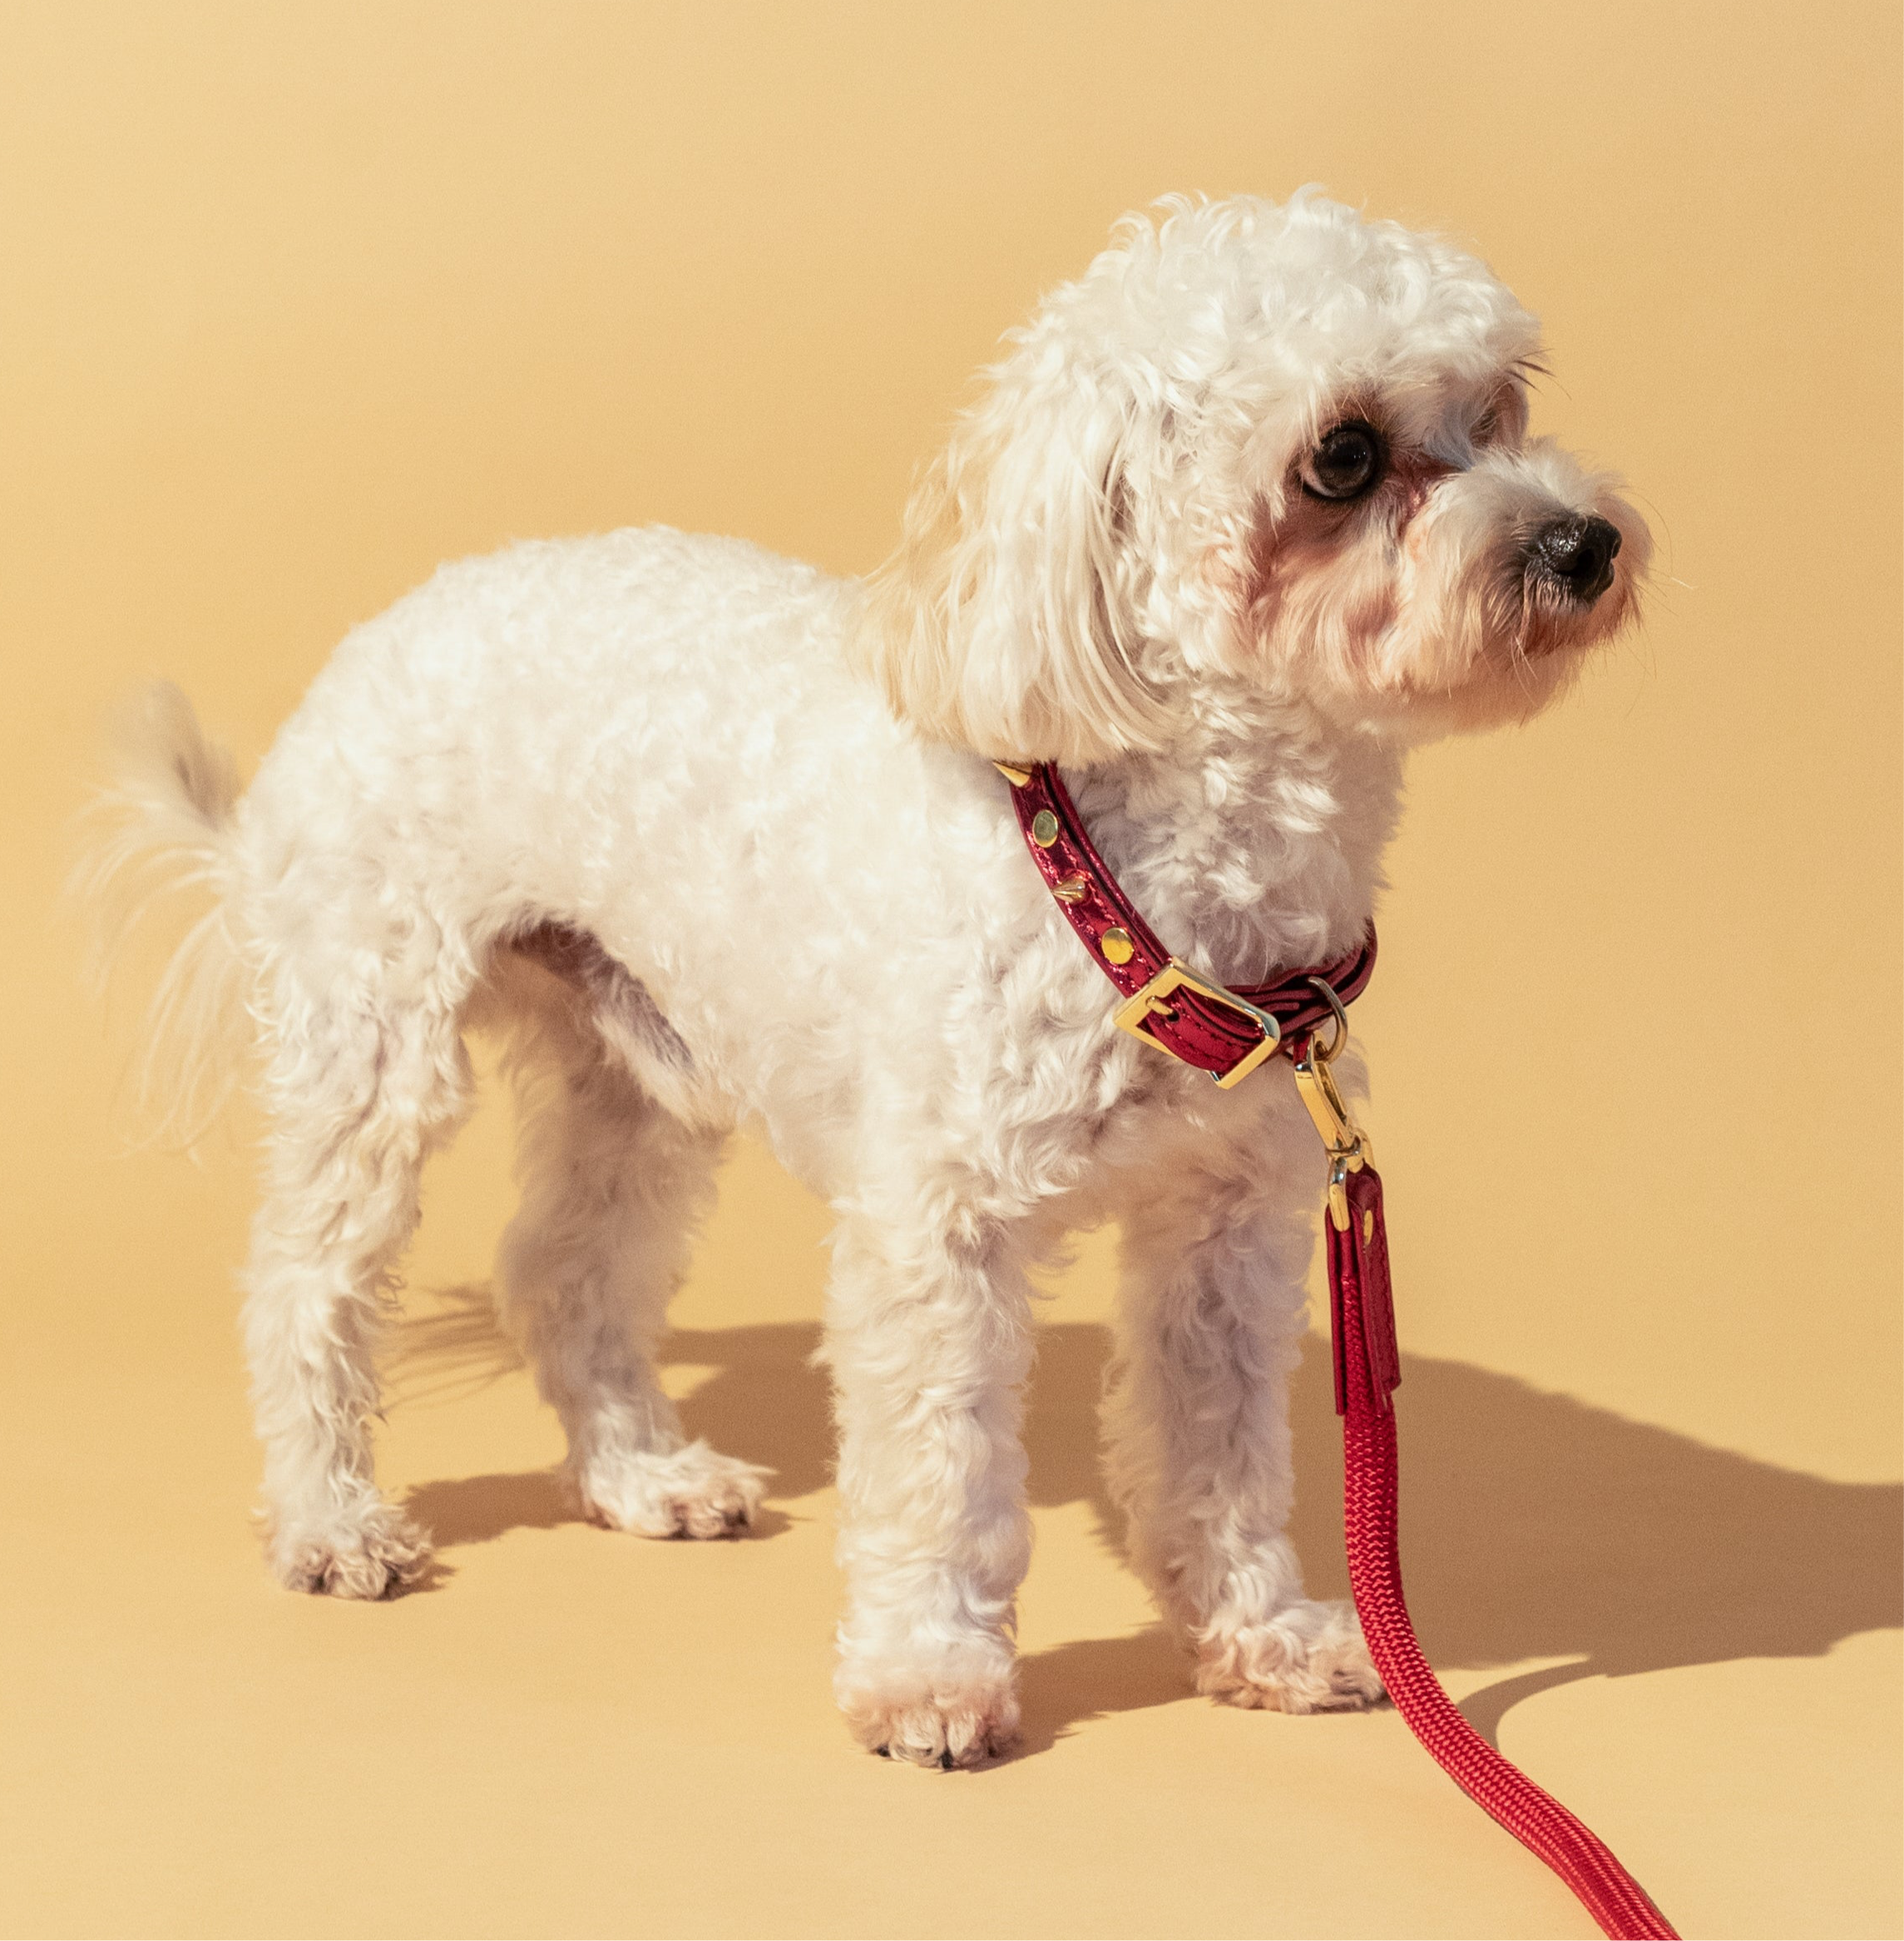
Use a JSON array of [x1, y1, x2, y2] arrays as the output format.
[[1031, 809, 1060, 847], [1052, 872, 1090, 904], [1100, 926, 1135, 966], [1362, 1208, 1375, 1243], [993, 759, 1034, 787]]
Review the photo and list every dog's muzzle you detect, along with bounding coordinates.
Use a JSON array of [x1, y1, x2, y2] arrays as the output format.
[[1526, 512, 1621, 604]]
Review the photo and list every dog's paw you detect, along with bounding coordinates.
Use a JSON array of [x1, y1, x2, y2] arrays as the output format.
[[269, 1503, 433, 1599], [574, 1438, 770, 1539], [836, 1648, 1021, 1769], [1195, 1598, 1386, 1713]]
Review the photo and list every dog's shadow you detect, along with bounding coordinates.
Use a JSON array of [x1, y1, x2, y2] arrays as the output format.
[[392, 1298, 1902, 1752]]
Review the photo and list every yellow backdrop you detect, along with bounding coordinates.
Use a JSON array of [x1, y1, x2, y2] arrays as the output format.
[[2, 4, 1897, 1937]]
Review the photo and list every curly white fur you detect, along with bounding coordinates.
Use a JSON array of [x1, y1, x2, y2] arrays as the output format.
[[84, 192, 1645, 1766]]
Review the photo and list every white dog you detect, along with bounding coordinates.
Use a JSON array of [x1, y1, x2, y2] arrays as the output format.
[[89, 191, 1645, 1768]]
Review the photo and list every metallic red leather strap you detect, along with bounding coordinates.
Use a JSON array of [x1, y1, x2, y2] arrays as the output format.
[[1001, 761, 1373, 1080], [1326, 1156, 1679, 1941]]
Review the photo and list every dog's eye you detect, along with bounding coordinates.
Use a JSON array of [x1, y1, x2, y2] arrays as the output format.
[[1301, 422, 1385, 501]]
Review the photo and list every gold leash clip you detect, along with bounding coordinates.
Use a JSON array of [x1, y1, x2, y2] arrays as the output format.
[[1291, 977, 1371, 1232]]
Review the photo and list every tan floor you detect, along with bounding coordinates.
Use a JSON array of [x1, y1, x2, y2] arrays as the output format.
[[3, 1118, 1899, 1939], [3, 5, 1900, 1937]]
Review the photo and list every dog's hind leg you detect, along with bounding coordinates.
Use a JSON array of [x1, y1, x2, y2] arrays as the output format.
[[243, 965, 477, 1598], [493, 983, 767, 1538]]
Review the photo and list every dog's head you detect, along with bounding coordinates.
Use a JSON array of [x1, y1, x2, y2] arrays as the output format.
[[860, 191, 1649, 763]]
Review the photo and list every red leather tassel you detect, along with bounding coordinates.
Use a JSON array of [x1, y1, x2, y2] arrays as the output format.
[[1326, 1163, 1402, 1416]]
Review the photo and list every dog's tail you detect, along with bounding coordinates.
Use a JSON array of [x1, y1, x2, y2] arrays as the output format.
[[73, 682, 252, 1148]]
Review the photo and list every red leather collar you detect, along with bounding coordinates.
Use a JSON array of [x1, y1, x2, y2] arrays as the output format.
[[999, 760, 1375, 1088]]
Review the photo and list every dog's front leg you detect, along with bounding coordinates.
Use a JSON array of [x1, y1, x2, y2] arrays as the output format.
[[1103, 1156, 1384, 1714], [824, 1206, 1034, 1768]]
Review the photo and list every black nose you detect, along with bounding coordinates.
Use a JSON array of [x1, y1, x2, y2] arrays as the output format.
[[1527, 514, 1622, 603]]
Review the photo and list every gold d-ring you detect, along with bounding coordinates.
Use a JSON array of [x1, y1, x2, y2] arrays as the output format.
[[1306, 975, 1351, 1063]]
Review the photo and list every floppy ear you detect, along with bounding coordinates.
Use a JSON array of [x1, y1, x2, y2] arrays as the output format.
[[856, 323, 1173, 767]]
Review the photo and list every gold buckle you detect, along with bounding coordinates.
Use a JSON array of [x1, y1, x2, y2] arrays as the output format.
[[1114, 958, 1283, 1090]]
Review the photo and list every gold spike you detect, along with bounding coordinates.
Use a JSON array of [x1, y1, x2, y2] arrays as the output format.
[[992, 759, 1034, 787], [1052, 872, 1090, 904]]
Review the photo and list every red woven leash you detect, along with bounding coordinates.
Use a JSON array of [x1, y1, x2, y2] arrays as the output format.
[[1323, 1155, 1677, 1939], [1001, 760, 1679, 1941]]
